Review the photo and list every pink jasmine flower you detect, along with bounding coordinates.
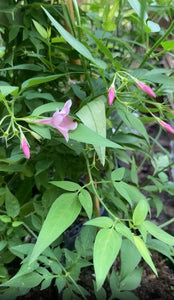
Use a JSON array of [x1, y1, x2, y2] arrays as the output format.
[[108, 86, 115, 106], [159, 120, 174, 134], [136, 81, 156, 98], [37, 99, 77, 142], [21, 138, 30, 159]]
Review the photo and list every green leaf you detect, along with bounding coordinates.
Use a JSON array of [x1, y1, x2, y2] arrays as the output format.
[[79, 189, 93, 219], [115, 291, 138, 300], [117, 103, 149, 143], [127, 0, 160, 32], [55, 277, 66, 294], [21, 74, 64, 90], [120, 268, 143, 291], [133, 235, 157, 275], [120, 239, 141, 280], [85, 217, 114, 228], [133, 200, 149, 226], [109, 270, 119, 297], [161, 40, 174, 51], [0, 86, 19, 96], [5, 187, 20, 218], [131, 157, 138, 185], [102, 21, 116, 31], [76, 97, 106, 165], [50, 181, 81, 191], [143, 220, 174, 246], [0, 64, 42, 71], [111, 168, 125, 182], [31, 102, 64, 116], [146, 20, 160, 33], [94, 228, 122, 290], [29, 124, 51, 139], [69, 124, 123, 149], [113, 182, 133, 206], [29, 193, 81, 264], [82, 27, 113, 61], [42, 7, 103, 69], [115, 222, 134, 243], [151, 195, 163, 218], [32, 19, 48, 39], [0, 215, 11, 223], [1, 272, 42, 288], [0, 240, 7, 251], [147, 238, 174, 262]]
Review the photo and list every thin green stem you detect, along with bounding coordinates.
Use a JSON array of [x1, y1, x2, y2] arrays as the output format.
[[85, 155, 117, 220], [23, 222, 38, 239], [139, 20, 174, 68], [159, 217, 174, 229]]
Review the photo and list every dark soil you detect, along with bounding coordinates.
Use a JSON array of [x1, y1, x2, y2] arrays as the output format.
[[135, 251, 174, 300]]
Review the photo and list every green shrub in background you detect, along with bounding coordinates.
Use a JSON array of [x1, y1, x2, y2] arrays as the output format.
[[0, 0, 174, 299]]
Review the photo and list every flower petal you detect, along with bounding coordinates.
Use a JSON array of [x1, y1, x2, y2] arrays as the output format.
[[108, 87, 115, 106], [51, 110, 64, 128], [159, 120, 174, 134], [60, 116, 78, 130], [136, 81, 156, 98], [22, 138, 30, 159], [59, 99, 72, 117], [37, 118, 52, 125]]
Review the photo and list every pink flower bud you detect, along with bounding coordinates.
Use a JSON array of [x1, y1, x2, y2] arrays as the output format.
[[21, 138, 30, 159], [159, 120, 174, 134], [108, 86, 115, 106], [136, 81, 156, 98]]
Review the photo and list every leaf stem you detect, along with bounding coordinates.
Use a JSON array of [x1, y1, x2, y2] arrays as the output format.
[[85, 155, 117, 220], [139, 20, 174, 68], [159, 217, 174, 229]]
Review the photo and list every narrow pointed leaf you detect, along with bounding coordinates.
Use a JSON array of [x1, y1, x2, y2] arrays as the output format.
[[133, 200, 149, 226], [133, 235, 157, 276], [21, 74, 64, 90], [79, 189, 93, 219], [42, 7, 103, 68], [32, 19, 48, 39], [85, 216, 114, 228], [144, 220, 174, 246], [50, 181, 81, 191]]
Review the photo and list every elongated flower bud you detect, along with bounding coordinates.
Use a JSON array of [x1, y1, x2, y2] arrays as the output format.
[[159, 120, 174, 134], [108, 86, 115, 106], [136, 81, 156, 98], [21, 138, 30, 159]]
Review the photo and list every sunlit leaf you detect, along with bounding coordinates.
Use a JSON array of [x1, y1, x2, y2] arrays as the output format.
[[29, 193, 81, 263], [94, 228, 122, 290]]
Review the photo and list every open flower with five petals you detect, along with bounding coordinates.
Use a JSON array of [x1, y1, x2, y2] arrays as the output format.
[[36, 100, 77, 142]]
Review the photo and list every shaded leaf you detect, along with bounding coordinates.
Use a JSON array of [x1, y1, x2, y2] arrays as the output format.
[[50, 181, 81, 191], [79, 189, 93, 219]]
